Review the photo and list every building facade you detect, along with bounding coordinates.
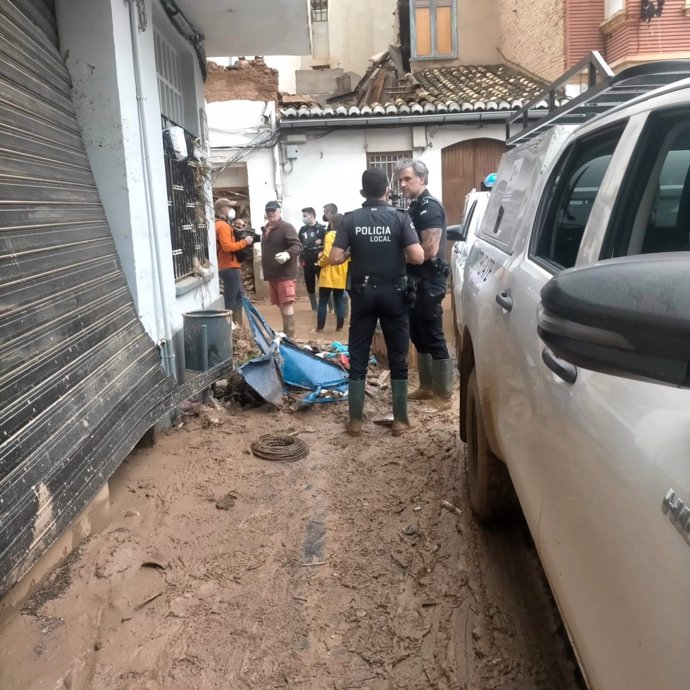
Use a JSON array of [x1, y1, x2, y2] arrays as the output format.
[[0, 0, 310, 598], [403, 0, 690, 82], [494, 0, 690, 81]]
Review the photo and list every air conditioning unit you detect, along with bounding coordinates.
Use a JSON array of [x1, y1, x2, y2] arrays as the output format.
[[163, 126, 188, 161]]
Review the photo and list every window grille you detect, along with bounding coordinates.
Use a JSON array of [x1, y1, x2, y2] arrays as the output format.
[[154, 30, 185, 126], [311, 0, 328, 22], [367, 151, 413, 209], [162, 118, 209, 280]]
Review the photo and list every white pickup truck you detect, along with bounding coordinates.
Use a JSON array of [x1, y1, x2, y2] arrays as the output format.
[[449, 190, 490, 361], [457, 62, 690, 689]]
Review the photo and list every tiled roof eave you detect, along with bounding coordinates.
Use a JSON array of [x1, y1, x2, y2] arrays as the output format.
[[278, 107, 549, 129]]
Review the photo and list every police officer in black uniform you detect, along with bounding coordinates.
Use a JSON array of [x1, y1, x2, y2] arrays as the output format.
[[397, 159, 454, 410], [329, 168, 424, 437], [297, 207, 326, 311]]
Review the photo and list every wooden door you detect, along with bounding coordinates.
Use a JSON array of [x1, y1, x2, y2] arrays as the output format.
[[441, 138, 508, 226]]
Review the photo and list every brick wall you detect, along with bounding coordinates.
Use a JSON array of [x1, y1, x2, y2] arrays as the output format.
[[498, 0, 565, 81], [205, 59, 279, 103], [605, 0, 690, 67], [566, 0, 605, 68]]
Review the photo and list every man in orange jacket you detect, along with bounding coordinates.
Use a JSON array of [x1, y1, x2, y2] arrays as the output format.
[[215, 198, 253, 325]]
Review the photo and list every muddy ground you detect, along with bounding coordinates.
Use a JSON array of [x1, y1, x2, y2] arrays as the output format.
[[0, 300, 584, 690]]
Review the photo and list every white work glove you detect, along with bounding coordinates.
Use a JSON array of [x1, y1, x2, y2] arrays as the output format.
[[274, 251, 290, 264]]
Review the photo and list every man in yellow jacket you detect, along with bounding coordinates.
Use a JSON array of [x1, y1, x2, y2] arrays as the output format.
[[316, 214, 349, 331], [215, 198, 253, 325]]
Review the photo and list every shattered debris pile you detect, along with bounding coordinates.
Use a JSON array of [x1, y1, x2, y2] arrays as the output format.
[[232, 323, 260, 365], [217, 371, 265, 408]]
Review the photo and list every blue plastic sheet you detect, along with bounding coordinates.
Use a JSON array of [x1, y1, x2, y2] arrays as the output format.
[[239, 298, 348, 405]]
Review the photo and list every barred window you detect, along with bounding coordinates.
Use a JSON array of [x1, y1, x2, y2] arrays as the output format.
[[162, 119, 209, 280], [311, 0, 328, 22], [367, 151, 413, 209], [154, 30, 185, 125]]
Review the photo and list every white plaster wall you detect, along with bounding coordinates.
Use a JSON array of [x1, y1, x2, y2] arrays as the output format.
[[280, 130, 368, 224], [276, 125, 505, 212], [149, 5, 219, 344], [214, 165, 249, 188], [207, 100, 271, 149], [58, 0, 218, 366], [311, 20, 330, 64], [277, 124, 505, 215], [57, 0, 154, 329], [325, 0, 397, 76], [247, 150, 282, 231], [265, 57, 302, 93], [207, 100, 280, 231]]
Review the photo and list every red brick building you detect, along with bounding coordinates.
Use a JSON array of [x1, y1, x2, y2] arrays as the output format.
[[497, 0, 690, 80]]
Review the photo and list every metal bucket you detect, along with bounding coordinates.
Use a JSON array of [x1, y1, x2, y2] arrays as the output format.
[[183, 309, 233, 372]]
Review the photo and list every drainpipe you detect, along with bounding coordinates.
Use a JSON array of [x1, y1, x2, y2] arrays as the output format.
[[126, 0, 176, 379], [265, 100, 283, 201]]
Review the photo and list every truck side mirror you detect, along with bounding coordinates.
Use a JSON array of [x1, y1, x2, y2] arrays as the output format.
[[537, 254, 690, 387], [447, 224, 467, 242]]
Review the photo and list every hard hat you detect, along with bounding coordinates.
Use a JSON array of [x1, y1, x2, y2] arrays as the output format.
[[483, 172, 497, 188]]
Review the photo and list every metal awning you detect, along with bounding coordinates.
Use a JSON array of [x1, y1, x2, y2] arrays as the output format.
[[506, 52, 690, 146]]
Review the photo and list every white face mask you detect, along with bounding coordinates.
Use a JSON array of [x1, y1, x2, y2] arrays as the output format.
[[302, 216, 310, 224], [226, 208, 236, 221]]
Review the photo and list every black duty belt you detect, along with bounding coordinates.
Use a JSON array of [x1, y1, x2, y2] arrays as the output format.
[[353, 274, 406, 288]]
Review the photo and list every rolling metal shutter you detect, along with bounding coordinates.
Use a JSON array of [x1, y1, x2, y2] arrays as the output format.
[[0, 0, 177, 594]]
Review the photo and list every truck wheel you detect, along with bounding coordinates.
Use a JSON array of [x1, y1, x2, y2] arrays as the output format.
[[466, 369, 517, 522]]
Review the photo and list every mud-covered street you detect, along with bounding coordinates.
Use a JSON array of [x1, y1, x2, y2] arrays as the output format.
[[0, 305, 583, 690]]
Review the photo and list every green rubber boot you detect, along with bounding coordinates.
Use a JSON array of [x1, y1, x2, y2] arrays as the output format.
[[391, 379, 413, 436], [308, 293, 317, 311], [346, 379, 366, 437], [409, 352, 434, 400], [431, 358, 454, 411]]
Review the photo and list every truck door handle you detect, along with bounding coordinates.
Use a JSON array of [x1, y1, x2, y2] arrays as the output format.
[[495, 289, 513, 311], [542, 348, 578, 384]]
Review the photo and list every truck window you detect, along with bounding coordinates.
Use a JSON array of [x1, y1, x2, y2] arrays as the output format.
[[603, 116, 690, 258], [533, 128, 623, 270], [479, 157, 525, 252]]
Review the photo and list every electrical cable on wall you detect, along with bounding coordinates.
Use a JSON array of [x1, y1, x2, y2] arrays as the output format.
[[212, 129, 281, 178]]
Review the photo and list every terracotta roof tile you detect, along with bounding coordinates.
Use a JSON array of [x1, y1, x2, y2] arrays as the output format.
[[280, 60, 554, 121]]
